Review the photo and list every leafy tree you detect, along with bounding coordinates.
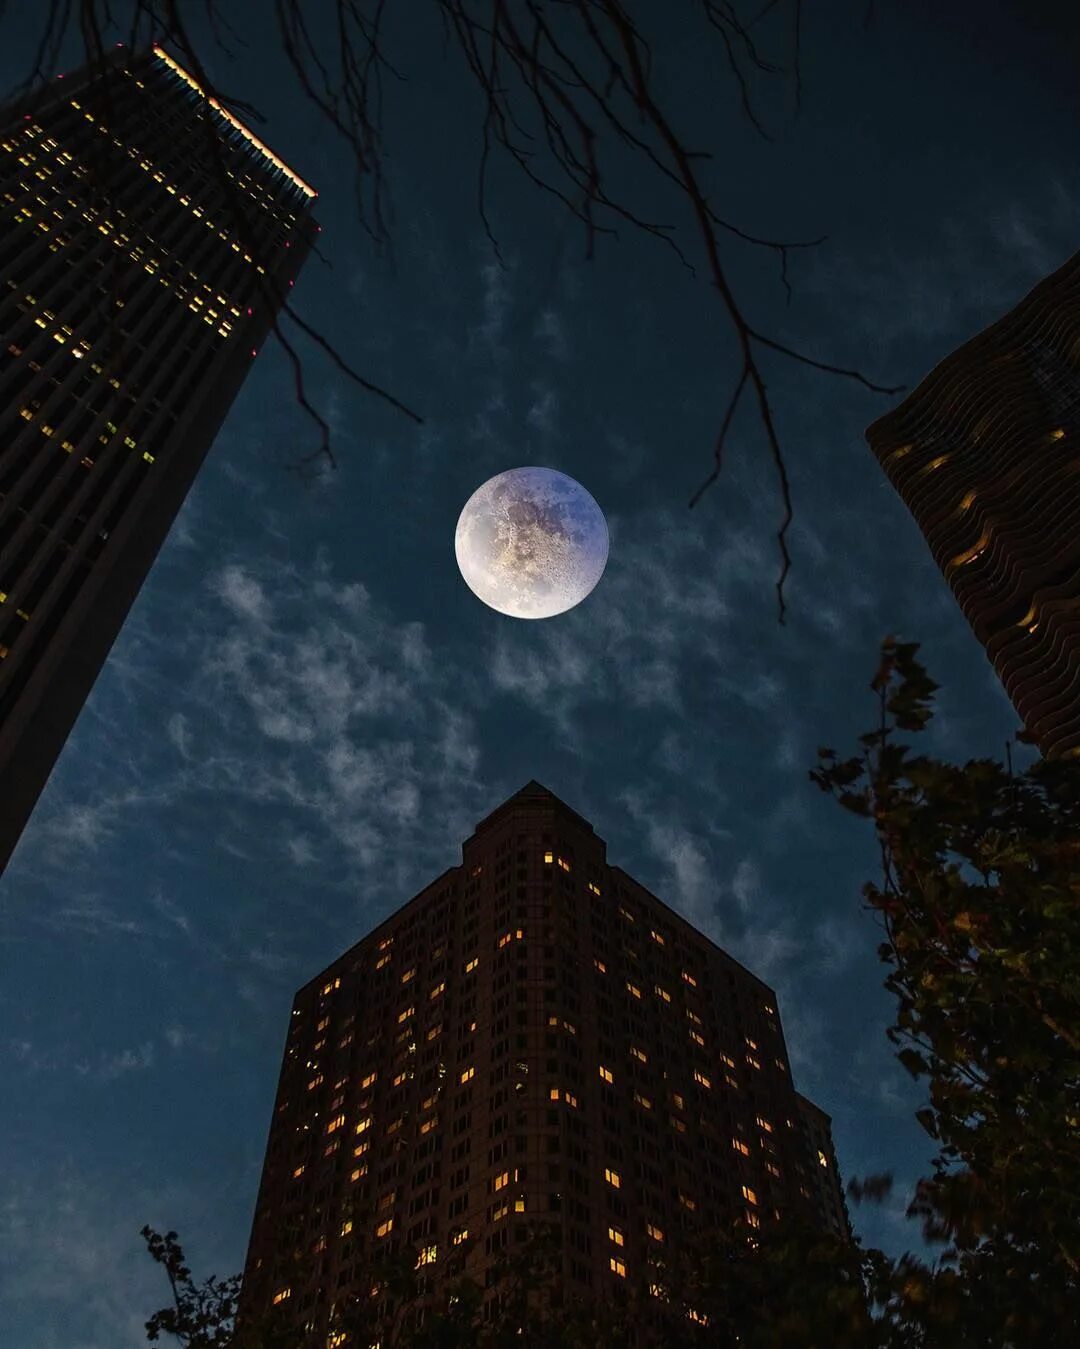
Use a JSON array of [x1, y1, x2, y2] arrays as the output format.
[[812, 637, 1080, 1342]]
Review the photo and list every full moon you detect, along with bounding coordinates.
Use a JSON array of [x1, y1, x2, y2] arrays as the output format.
[[455, 467, 609, 619]]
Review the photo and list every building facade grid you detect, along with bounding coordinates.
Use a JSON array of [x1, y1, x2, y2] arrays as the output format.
[[0, 44, 317, 870], [240, 784, 845, 1342]]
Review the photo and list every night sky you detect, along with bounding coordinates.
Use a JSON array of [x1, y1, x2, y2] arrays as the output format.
[[2, 5, 1078, 1345]]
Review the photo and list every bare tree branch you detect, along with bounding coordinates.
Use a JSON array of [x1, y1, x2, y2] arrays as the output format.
[[3, 0, 901, 618]]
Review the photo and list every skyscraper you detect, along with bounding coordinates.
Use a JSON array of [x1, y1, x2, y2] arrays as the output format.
[[866, 251, 1080, 759], [0, 45, 317, 873], [239, 783, 847, 1342]]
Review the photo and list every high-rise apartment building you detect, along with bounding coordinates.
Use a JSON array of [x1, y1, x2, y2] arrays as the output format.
[[239, 783, 846, 1343], [0, 45, 317, 873], [866, 251, 1080, 760]]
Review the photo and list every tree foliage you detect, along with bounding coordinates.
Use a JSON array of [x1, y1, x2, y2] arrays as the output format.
[[812, 637, 1080, 1341]]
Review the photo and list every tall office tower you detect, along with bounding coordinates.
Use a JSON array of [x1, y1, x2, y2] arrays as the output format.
[[866, 251, 1080, 760], [0, 46, 317, 873], [240, 783, 846, 1343]]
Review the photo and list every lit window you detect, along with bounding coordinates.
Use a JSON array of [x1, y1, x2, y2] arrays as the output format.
[[326, 1113, 345, 1134], [544, 851, 553, 864], [272, 1287, 291, 1305], [950, 529, 990, 569], [721, 1054, 736, 1070], [392, 1070, 407, 1087], [429, 981, 445, 1000], [630, 1046, 647, 1063], [742, 1185, 758, 1206], [626, 982, 642, 1000], [460, 1066, 475, 1084], [493, 1170, 509, 1192], [746, 1210, 761, 1229], [690, 1030, 705, 1046], [604, 1168, 621, 1189], [681, 970, 698, 987], [464, 955, 479, 973], [355, 1117, 372, 1135], [646, 1222, 664, 1242], [400, 967, 416, 984], [292, 1164, 305, 1178], [416, 1243, 437, 1267], [672, 1093, 684, 1110], [670, 1115, 686, 1134], [609, 1256, 627, 1278], [321, 977, 340, 995], [618, 906, 635, 924], [732, 1138, 750, 1156], [375, 954, 390, 970], [491, 1201, 509, 1222], [397, 1005, 414, 1024], [686, 1009, 702, 1025], [340, 1219, 353, 1236], [686, 1308, 709, 1327], [818, 1149, 829, 1169], [599, 1065, 614, 1084], [306, 1075, 323, 1091], [746, 1055, 761, 1070], [376, 1218, 393, 1238], [679, 1193, 697, 1211], [587, 882, 601, 896], [419, 1115, 437, 1135], [766, 1163, 781, 1178], [451, 1227, 469, 1245], [378, 937, 394, 951], [756, 1116, 773, 1133], [593, 957, 607, 974], [426, 1023, 442, 1041], [655, 985, 671, 1003], [650, 929, 665, 946], [361, 1071, 377, 1089], [514, 1197, 526, 1212], [350, 1165, 367, 1182], [557, 857, 570, 872], [634, 1091, 652, 1110], [608, 1225, 625, 1246], [385, 1117, 403, 1136], [693, 1070, 711, 1089]]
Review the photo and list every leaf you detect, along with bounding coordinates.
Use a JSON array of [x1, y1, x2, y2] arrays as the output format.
[[898, 1047, 929, 1078]]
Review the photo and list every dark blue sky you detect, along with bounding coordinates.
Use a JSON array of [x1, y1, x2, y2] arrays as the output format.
[[2, 5, 1077, 1344]]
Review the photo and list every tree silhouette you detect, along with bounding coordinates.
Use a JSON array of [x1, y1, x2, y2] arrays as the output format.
[[5, 1, 902, 618]]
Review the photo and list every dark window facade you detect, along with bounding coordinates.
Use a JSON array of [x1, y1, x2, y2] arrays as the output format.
[[0, 45, 318, 871], [239, 783, 846, 1341], [866, 251, 1080, 760]]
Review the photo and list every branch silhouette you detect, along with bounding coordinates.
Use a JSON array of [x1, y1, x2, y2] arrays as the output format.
[[5, 0, 901, 618]]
